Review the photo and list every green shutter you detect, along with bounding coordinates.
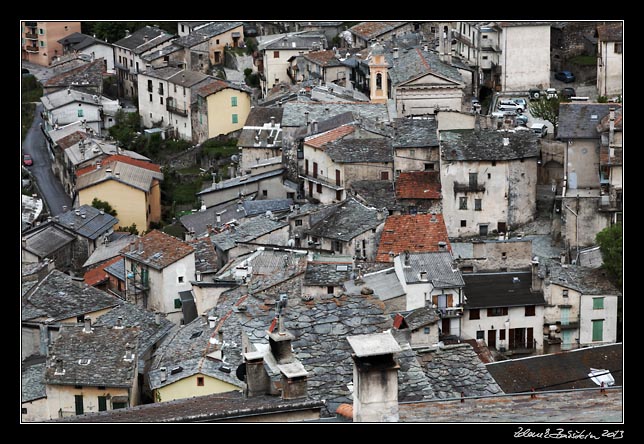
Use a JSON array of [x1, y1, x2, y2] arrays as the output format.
[[174, 298, 182, 309], [231, 96, 237, 107], [232, 114, 238, 124], [98, 396, 107, 412], [592, 319, 603, 342], [78, 109, 84, 117], [593, 297, 604, 309], [74, 395, 84, 415]]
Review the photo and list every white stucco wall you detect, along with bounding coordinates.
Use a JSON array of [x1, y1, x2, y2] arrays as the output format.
[[82, 44, 115, 73], [393, 147, 439, 173], [579, 294, 618, 346], [45, 384, 135, 419], [47, 102, 102, 131], [500, 25, 551, 91], [543, 283, 582, 350], [597, 41, 623, 97], [22, 397, 49, 422]]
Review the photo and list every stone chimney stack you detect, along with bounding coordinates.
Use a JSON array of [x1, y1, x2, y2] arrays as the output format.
[[83, 317, 92, 333], [531, 256, 542, 292], [347, 331, 402, 422], [243, 350, 271, 397]]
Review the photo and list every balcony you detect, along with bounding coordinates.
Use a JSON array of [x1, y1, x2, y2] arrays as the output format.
[[438, 306, 463, 318], [598, 198, 622, 212], [298, 168, 344, 191], [453, 182, 485, 193], [25, 33, 38, 40], [24, 21, 37, 28], [166, 101, 188, 117], [25, 45, 39, 53]]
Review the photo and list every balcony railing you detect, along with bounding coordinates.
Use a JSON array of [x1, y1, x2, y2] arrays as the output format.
[[453, 182, 485, 193], [299, 168, 344, 190], [166, 102, 188, 117], [25, 45, 39, 53], [25, 33, 38, 40], [438, 306, 464, 318], [598, 199, 622, 212]]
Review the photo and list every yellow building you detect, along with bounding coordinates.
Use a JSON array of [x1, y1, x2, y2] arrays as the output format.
[[192, 80, 252, 144], [76, 156, 163, 231], [22, 21, 81, 66]]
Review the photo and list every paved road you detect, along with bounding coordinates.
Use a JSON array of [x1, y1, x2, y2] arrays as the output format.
[[23, 103, 72, 216]]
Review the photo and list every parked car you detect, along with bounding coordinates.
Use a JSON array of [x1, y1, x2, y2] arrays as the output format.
[[491, 110, 516, 119], [498, 99, 523, 113], [545, 88, 558, 99], [515, 114, 529, 126], [23, 153, 33, 166], [561, 87, 576, 99], [530, 123, 548, 138], [555, 70, 575, 83], [529, 88, 542, 100], [513, 98, 528, 110]]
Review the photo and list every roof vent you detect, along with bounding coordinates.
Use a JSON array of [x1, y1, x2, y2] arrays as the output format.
[[513, 276, 520, 284], [160, 367, 167, 382], [503, 137, 510, 146]]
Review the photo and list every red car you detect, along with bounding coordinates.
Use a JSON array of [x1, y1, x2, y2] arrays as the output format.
[[23, 153, 33, 166]]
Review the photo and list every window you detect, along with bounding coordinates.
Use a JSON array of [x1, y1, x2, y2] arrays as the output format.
[[232, 114, 238, 124], [487, 307, 508, 317], [39, 28, 44, 35], [178, 276, 184, 283], [424, 327, 430, 334], [482, 34, 488, 39], [316, 183, 322, 193], [469, 309, 480, 320], [273, 51, 280, 58], [491, 161, 496, 166], [98, 396, 107, 412], [112, 402, 127, 409], [98, 386, 106, 390], [295, 219, 303, 226], [174, 84, 177, 93], [74, 385, 83, 389], [160, 97, 164, 105], [22, 408, 27, 414], [76, 315, 85, 323], [174, 298, 182, 309], [380, 171, 389, 180], [614, 42, 622, 54], [336, 190, 343, 201], [593, 297, 604, 310], [482, 56, 488, 60], [331, 240, 342, 253], [77, 109, 84, 117], [460, 220, 467, 227], [231, 96, 237, 107], [216, 39, 220, 44], [476, 330, 484, 340], [562, 289, 569, 298], [424, 163, 434, 171], [592, 319, 604, 342], [327, 286, 335, 294], [287, 192, 295, 199], [181, 24, 185, 33], [479, 224, 488, 236], [409, 149, 415, 157], [474, 199, 482, 211], [158, 83, 164, 95], [40, 40, 45, 47], [469, 172, 478, 188], [502, 252, 507, 260], [525, 305, 536, 316], [74, 395, 84, 415], [149, 94, 152, 102], [459, 197, 468, 210], [499, 329, 506, 340], [197, 376, 205, 386], [376, 72, 382, 90], [262, 189, 268, 197], [136, 62, 139, 72], [487, 173, 491, 179]]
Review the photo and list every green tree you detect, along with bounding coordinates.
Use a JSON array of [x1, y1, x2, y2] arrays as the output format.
[[118, 223, 139, 235], [109, 110, 141, 148], [530, 97, 561, 134], [595, 224, 622, 286], [91, 198, 118, 217]]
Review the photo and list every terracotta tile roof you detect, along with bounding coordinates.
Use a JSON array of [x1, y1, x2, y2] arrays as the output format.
[[121, 230, 195, 270], [304, 50, 343, 67], [197, 79, 251, 97], [305, 125, 355, 149], [84, 256, 123, 287], [376, 214, 451, 262], [57, 131, 89, 150], [396, 171, 441, 200], [76, 154, 161, 177], [349, 22, 406, 40]]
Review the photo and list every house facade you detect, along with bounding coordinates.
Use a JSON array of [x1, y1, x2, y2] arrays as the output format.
[[596, 23, 623, 97], [237, 107, 284, 175], [57, 32, 115, 73], [173, 22, 244, 72], [41, 88, 120, 136], [440, 129, 539, 238], [22, 21, 81, 65], [121, 230, 196, 325], [393, 118, 440, 174], [196, 169, 287, 209], [499, 22, 551, 92]]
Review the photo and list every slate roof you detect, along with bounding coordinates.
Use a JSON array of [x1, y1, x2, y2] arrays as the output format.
[[462, 271, 545, 309], [144, 67, 211, 88], [104, 257, 126, 281], [121, 230, 194, 271], [188, 237, 218, 274], [179, 200, 240, 237], [395, 171, 441, 200], [55, 130, 89, 149], [242, 199, 293, 217], [75, 160, 164, 192], [113, 26, 174, 54], [258, 33, 326, 51], [422, 343, 503, 398], [197, 169, 284, 196], [344, 267, 406, 302], [50, 391, 325, 422], [305, 198, 383, 242], [238, 108, 284, 148], [84, 256, 122, 286], [325, 137, 393, 163], [393, 117, 439, 147], [304, 261, 353, 286], [596, 22, 623, 42], [41, 88, 104, 111], [22, 362, 46, 403], [486, 343, 623, 393], [597, 106, 623, 132], [402, 307, 440, 330], [282, 102, 389, 127], [210, 216, 288, 252], [56, 205, 118, 240], [44, 59, 104, 89], [45, 324, 139, 387], [440, 129, 539, 161], [21, 225, 75, 259], [292, 111, 356, 140], [376, 214, 451, 262], [22, 270, 122, 322], [349, 179, 401, 211], [401, 252, 465, 288], [241, 106, 284, 127], [399, 387, 622, 422], [539, 259, 621, 295], [174, 22, 243, 48], [386, 47, 464, 86], [349, 22, 407, 40], [95, 302, 174, 363], [83, 233, 135, 268], [558, 103, 621, 139], [140, 43, 183, 62]]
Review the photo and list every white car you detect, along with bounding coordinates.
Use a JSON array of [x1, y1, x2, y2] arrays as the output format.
[[498, 99, 523, 113], [546, 88, 558, 100]]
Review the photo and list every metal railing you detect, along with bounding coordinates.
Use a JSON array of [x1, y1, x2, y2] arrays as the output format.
[[453, 182, 485, 193]]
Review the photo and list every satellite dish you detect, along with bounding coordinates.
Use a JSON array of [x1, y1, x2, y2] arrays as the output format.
[[231, 154, 239, 163], [236, 363, 246, 382]]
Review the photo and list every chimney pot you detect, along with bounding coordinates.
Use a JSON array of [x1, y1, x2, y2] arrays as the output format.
[[83, 317, 92, 333], [160, 366, 167, 382], [115, 316, 123, 329], [155, 312, 161, 325]]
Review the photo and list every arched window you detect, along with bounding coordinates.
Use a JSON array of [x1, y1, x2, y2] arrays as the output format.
[[376, 72, 382, 90]]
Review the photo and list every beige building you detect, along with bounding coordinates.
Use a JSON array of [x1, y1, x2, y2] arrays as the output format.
[[596, 23, 623, 97], [499, 22, 551, 92], [440, 129, 539, 238], [192, 79, 252, 143], [44, 322, 140, 419], [237, 106, 284, 175], [22, 21, 81, 66], [76, 157, 163, 231], [392, 118, 439, 174]]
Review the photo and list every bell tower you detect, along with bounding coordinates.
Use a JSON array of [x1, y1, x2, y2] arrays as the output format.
[[368, 41, 389, 104]]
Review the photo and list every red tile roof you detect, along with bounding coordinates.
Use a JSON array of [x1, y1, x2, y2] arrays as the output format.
[[76, 154, 161, 177], [305, 125, 355, 149], [376, 214, 451, 262], [395, 171, 442, 200], [304, 50, 342, 67], [121, 230, 194, 270], [83, 256, 122, 286]]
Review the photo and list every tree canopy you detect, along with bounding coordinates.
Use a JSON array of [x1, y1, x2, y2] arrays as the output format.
[[595, 224, 622, 287], [530, 97, 561, 135], [91, 198, 118, 217]]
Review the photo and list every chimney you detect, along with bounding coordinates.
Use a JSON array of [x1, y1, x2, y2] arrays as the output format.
[[502, 137, 510, 146], [304, 111, 309, 124], [54, 358, 65, 376], [106, 168, 112, 176], [137, 240, 144, 254], [208, 315, 217, 329], [438, 241, 447, 251], [83, 317, 92, 333], [115, 171, 121, 179], [62, 205, 68, 212], [430, 212, 437, 222], [99, 209, 104, 215], [160, 366, 167, 382], [392, 47, 399, 60], [279, 361, 309, 400], [196, 271, 203, 282], [67, 87, 71, 95], [243, 351, 271, 397], [347, 332, 401, 422], [268, 330, 295, 363], [22, 237, 27, 249], [270, 116, 276, 127], [531, 256, 542, 292], [312, 120, 319, 133], [404, 250, 411, 267], [155, 312, 161, 326], [115, 316, 124, 329], [75, 209, 81, 216], [609, 107, 615, 145], [123, 342, 135, 361]]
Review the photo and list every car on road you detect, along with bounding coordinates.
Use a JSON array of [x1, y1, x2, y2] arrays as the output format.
[[555, 70, 575, 83], [561, 87, 576, 99], [529, 88, 542, 100], [513, 98, 528, 110], [515, 114, 529, 126], [23, 153, 33, 166], [498, 99, 523, 113]]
